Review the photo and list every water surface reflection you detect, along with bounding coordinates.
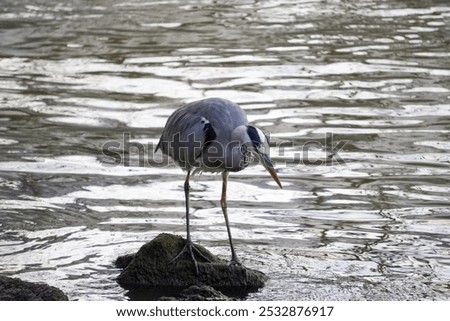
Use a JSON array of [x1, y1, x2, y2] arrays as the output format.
[[0, 0, 449, 300]]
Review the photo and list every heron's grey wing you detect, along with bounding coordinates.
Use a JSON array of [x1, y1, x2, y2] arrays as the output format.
[[156, 110, 216, 170]]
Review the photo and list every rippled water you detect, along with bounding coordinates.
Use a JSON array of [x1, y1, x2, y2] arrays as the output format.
[[1, 0, 450, 300]]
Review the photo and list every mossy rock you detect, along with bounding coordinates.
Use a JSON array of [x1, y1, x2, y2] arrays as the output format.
[[0, 276, 68, 301], [116, 233, 268, 300]]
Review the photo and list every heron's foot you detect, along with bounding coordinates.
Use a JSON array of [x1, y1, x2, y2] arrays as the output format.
[[227, 257, 247, 269], [228, 258, 248, 280], [169, 239, 212, 275]]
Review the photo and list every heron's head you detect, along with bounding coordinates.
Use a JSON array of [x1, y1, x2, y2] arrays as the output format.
[[242, 125, 283, 189]]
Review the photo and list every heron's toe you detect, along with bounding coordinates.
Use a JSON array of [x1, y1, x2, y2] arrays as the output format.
[[227, 259, 245, 268]]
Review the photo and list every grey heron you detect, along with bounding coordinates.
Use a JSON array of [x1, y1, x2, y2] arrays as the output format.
[[155, 98, 282, 272]]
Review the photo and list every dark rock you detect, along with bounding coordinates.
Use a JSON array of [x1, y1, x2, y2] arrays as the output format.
[[117, 233, 268, 300], [0, 275, 68, 301], [115, 254, 135, 269]]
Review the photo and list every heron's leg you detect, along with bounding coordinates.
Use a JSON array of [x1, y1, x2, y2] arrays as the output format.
[[184, 170, 192, 243], [170, 170, 211, 274], [220, 171, 240, 264]]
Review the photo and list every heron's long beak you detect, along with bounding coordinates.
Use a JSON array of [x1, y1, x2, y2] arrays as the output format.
[[260, 153, 283, 189]]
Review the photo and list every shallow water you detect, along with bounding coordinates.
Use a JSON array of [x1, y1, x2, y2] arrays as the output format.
[[1, 0, 450, 300]]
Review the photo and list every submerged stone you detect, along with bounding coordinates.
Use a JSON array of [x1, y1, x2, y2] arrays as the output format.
[[0, 276, 68, 301], [116, 233, 268, 300]]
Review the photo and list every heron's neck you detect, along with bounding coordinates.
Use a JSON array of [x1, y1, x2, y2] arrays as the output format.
[[225, 125, 251, 172]]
